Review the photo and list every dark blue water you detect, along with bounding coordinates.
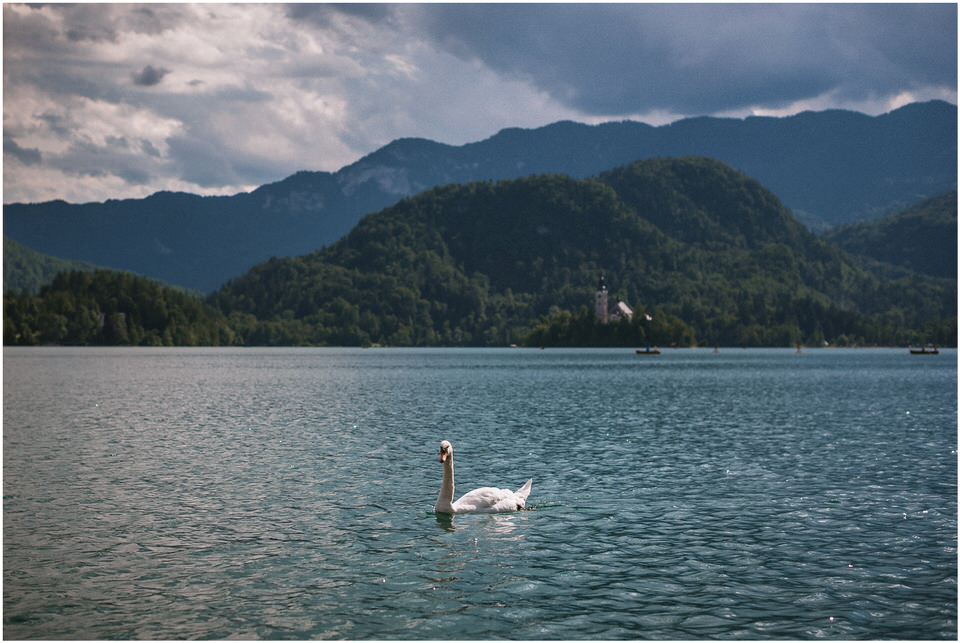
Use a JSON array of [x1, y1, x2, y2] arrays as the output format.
[[3, 347, 956, 639]]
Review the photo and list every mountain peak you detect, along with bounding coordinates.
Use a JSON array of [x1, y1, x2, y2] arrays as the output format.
[[352, 137, 455, 167], [880, 99, 957, 122], [253, 170, 334, 195]]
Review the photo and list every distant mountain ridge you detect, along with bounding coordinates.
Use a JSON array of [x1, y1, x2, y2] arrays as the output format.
[[210, 157, 956, 348], [5, 100, 956, 293]]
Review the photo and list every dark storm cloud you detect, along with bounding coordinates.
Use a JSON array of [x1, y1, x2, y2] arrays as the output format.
[[64, 12, 118, 43], [3, 4, 70, 56], [165, 133, 281, 190], [4, 136, 43, 166], [166, 135, 238, 187], [62, 3, 183, 42], [132, 65, 171, 87], [49, 139, 155, 185], [286, 3, 398, 27], [412, 3, 958, 115], [121, 5, 185, 35]]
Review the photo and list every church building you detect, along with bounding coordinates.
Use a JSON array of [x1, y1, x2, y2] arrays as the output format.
[[595, 273, 609, 324], [595, 273, 634, 324]]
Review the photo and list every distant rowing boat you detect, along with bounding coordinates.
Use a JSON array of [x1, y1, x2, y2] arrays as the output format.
[[635, 347, 661, 356], [909, 345, 940, 355]]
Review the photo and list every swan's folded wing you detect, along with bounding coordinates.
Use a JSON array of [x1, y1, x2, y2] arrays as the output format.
[[451, 486, 521, 513]]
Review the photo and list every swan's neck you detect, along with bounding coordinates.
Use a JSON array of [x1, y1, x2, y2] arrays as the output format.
[[436, 459, 455, 512]]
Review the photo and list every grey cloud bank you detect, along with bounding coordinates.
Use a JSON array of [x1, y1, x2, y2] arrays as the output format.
[[3, 2, 956, 204], [412, 3, 957, 115]]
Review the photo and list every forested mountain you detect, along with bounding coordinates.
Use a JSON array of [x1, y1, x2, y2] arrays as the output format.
[[4, 270, 235, 346], [5, 101, 955, 293], [209, 158, 957, 348], [4, 237, 100, 294], [824, 192, 957, 280]]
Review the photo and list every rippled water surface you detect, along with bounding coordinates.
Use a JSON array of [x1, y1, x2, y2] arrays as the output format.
[[4, 347, 956, 639]]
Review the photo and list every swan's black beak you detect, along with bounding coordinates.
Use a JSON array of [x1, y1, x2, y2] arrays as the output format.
[[439, 447, 448, 463]]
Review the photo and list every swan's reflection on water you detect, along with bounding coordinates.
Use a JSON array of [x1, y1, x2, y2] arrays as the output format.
[[427, 512, 529, 597], [485, 513, 522, 537], [433, 511, 526, 539], [434, 512, 455, 532]]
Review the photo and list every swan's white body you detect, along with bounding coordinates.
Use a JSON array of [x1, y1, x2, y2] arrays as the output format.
[[434, 440, 532, 514]]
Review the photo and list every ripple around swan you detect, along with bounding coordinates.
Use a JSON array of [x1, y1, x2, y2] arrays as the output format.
[[3, 347, 957, 639]]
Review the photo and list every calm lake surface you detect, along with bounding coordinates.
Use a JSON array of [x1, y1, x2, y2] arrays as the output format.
[[3, 347, 956, 639]]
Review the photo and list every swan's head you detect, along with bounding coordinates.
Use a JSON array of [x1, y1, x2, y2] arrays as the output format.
[[438, 440, 453, 464]]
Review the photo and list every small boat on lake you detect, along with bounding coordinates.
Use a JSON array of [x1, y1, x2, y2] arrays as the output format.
[[909, 345, 940, 355], [636, 346, 661, 356]]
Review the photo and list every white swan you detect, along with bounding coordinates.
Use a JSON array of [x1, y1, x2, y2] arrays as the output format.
[[434, 440, 532, 514]]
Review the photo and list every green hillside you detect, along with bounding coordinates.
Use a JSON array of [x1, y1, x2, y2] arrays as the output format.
[[3, 237, 99, 294], [825, 192, 957, 279], [210, 158, 956, 347], [4, 270, 236, 346]]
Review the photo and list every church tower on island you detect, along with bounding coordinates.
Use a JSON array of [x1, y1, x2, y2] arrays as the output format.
[[595, 272, 635, 325], [595, 273, 609, 324]]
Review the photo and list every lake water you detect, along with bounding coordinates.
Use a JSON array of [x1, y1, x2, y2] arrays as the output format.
[[3, 347, 956, 639]]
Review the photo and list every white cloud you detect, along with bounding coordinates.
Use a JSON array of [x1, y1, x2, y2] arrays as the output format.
[[3, 3, 581, 203], [730, 86, 960, 121]]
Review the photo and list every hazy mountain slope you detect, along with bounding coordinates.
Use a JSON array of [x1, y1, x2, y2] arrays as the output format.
[[211, 158, 956, 347], [5, 101, 955, 293], [4, 237, 100, 294], [825, 192, 957, 279]]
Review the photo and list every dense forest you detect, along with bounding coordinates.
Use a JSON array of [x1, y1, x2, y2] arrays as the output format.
[[6, 158, 955, 348], [209, 158, 956, 347], [825, 191, 957, 279], [4, 270, 236, 346]]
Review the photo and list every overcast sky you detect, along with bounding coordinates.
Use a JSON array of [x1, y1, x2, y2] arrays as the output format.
[[3, 2, 957, 204]]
